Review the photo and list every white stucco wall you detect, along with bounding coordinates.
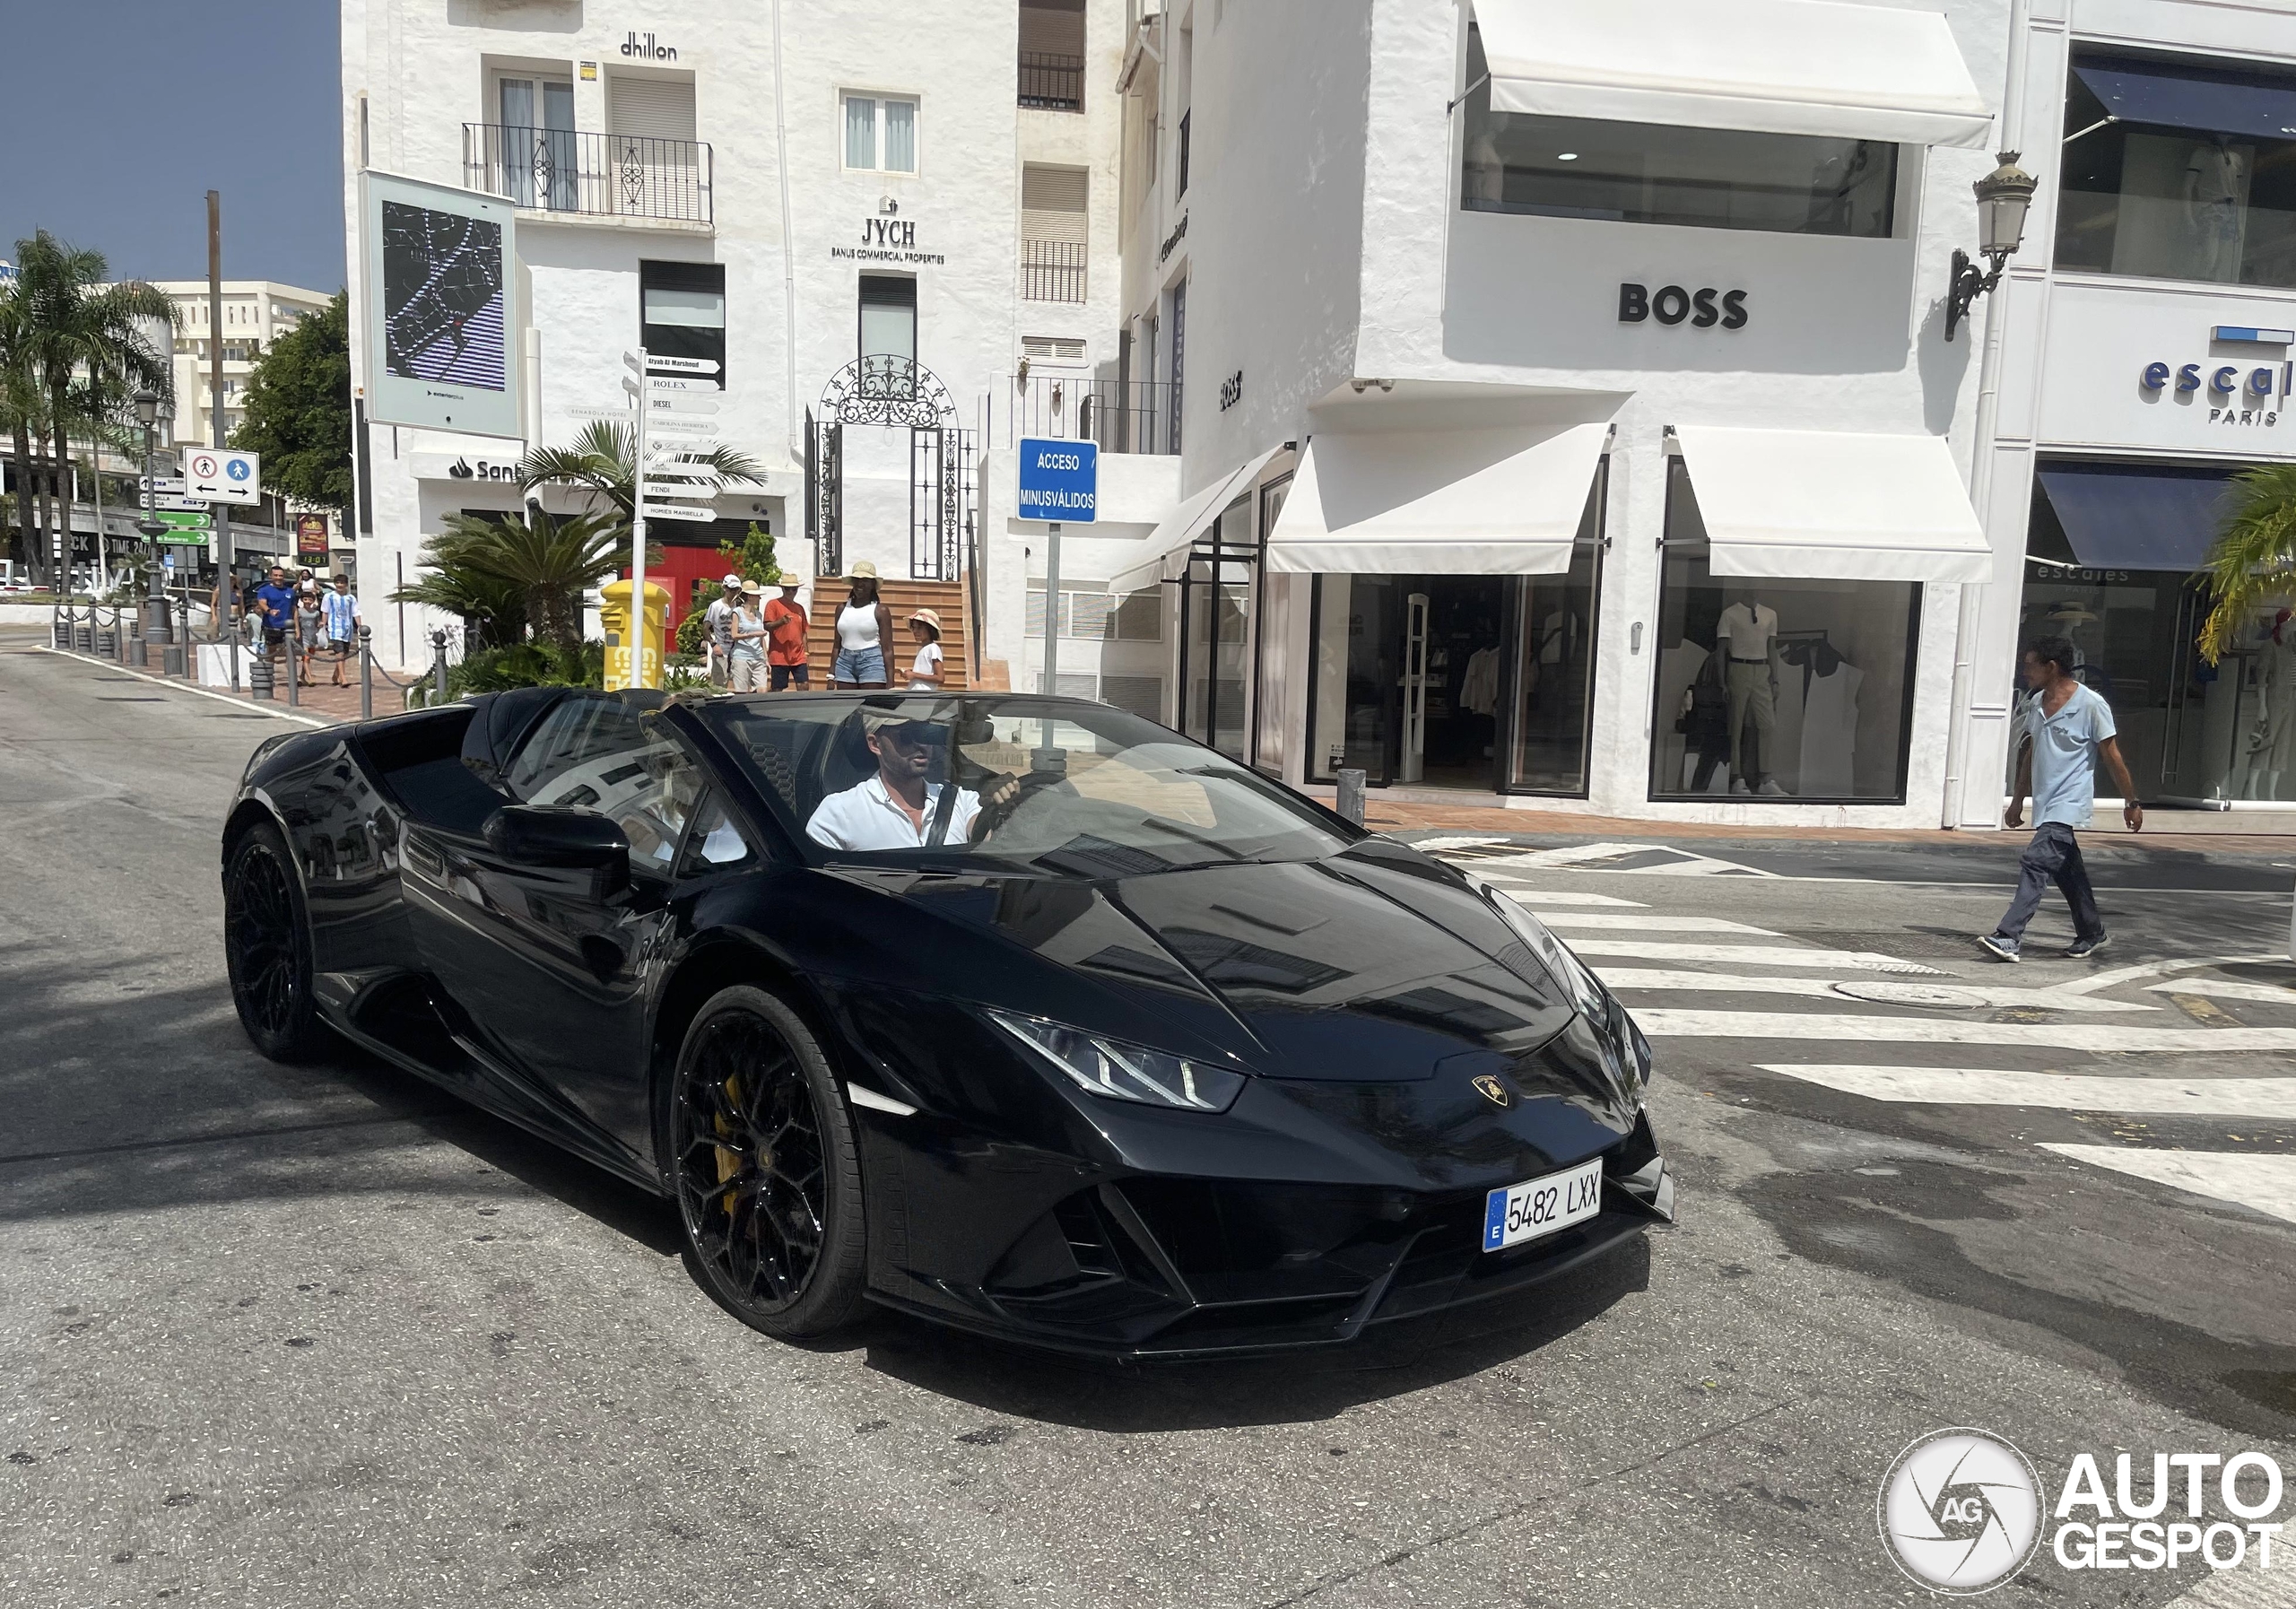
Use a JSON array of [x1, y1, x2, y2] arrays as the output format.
[[1109, 0, 2017, 826], [343, 0, 1124, 667]]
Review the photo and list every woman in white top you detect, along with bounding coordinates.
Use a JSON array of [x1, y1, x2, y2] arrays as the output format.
[[831, 561, 895, 689], [906, 608, 945, 690]]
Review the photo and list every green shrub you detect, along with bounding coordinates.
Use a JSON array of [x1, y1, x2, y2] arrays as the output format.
[[410, 639, 605, 706]]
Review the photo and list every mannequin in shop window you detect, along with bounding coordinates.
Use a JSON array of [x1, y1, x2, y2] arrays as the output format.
[[1716, 590, 1787, 796], [2239, 606, 2296, 799], [2185, 136, 2248, 283]]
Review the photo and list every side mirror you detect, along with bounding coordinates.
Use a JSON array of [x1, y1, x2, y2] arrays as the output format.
[[483, 805, 631, 896]]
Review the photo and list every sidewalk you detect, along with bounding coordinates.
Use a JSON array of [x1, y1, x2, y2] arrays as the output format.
[[38, 641, 409, 727], [1352, 796, 2296, 856]]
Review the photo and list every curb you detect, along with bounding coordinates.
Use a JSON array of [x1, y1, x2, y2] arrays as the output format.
[[37, 646, 335, 728]]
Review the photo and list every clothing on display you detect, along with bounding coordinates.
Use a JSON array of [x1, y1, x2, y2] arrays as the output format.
[[1459, 646, 1501, 717], [1717, 599, 1780, 787], [2186, 140, 2248, 282]]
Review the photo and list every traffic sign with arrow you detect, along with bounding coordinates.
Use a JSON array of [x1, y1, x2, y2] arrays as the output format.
[[646, 503, 718, 523], [646, 354, 719, 375]]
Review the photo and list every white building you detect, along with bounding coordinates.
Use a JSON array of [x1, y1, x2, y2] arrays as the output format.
[[1001, 0, 2034, 830], [341, 0, 1127, 672], [1953, 0, 2296, 828], [151, 280, 331, 450]]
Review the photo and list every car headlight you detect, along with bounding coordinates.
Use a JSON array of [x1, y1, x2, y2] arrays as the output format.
[[987, 1012, 1246, 1113]]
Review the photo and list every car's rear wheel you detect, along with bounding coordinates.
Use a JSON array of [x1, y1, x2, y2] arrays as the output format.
[[665, 985, 867, 1339], [222, 820, 327, 1062]]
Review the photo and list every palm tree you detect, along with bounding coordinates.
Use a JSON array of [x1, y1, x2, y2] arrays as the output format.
[[12, 231, 174, 590], [0, 270, 39, 585], [517, 416, 764, 524], [394, 509, 636, 657], [2197, 464, 2296, 663]]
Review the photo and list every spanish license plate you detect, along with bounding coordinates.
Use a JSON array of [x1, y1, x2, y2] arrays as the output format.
[[1483, 1157, 1605, 1252]]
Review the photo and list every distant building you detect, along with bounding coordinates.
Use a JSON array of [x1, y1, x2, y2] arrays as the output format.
[[148, 281, 332, 448]]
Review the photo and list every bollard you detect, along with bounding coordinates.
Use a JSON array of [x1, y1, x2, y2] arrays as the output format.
[[1335, 767, 1367, 827], [431, 628, 449, 706], [248, 649, 275, 700], [359, 627, 374, 721], [286, 639, 300, 709]]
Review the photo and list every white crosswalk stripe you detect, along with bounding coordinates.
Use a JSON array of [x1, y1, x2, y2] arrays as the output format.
[[1421, 839, 2296, 1230], [1754, 1065, 2296, 1120]]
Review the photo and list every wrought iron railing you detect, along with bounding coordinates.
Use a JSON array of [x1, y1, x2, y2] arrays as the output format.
[[1019, 51, 1084, 110], [463, 124, 714, 225], [1022, 239, 1087, 303], [1012, 375, 1176, 456]]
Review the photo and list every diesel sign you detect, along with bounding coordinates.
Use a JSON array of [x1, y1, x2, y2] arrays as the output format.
[[1619, 283, 1749, 330]]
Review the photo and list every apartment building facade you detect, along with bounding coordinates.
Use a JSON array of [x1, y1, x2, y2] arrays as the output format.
[[342, 0, 1126, 671], [152, 280, 332, 452]]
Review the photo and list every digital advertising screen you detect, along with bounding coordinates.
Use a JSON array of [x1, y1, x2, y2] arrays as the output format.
[[359, 170, 520, 438]]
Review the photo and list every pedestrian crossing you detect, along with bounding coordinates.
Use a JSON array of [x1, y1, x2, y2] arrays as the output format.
[[1431, 842, 2296, 1231]]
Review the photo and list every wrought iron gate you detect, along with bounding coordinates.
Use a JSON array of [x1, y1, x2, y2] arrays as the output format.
[[909, 427, 978, 582]]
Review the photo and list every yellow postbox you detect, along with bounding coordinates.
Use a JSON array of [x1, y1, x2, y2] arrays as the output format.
[[599, 578, 670, 691]]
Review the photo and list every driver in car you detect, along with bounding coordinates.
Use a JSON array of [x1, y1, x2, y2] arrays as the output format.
[[805, 709, 1014, 851]]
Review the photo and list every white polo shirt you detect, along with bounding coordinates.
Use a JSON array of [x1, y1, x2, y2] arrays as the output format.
[[805, 774, 981, 850]]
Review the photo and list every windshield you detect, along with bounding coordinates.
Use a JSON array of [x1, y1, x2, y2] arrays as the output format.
[[700, 695, 1355, 876]]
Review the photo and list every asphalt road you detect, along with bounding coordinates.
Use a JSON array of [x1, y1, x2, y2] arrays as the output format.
[[3, 646, 2291, 1609]]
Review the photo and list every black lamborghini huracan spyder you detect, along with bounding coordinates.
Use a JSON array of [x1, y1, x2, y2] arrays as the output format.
[[222, 688, 1672, 1356]]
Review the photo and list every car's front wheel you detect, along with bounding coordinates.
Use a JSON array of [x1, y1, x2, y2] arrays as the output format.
[[665, 985, 868, 1339], [223, 820, 329, 1062]]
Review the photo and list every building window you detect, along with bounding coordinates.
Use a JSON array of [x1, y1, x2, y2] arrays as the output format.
[[1457, 29, 1894, 238], [1167, 279, 1186, 455], [639, 259, 726, 387], [498, 73, 577, 210], [2055, 50, 2296, 289], [842, 92, 918, 174], [1648, 460, 1918, 803], [1021, 165, 1089, 302], [858, 274, 917, 368], [1019, 0, 1085, 111]]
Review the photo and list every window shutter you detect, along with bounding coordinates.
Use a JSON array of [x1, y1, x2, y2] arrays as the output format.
[[611, 75, 697, 142], [1022, 166, 1089, 245]]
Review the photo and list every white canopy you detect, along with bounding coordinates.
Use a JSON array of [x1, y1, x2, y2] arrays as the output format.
[[1474, 0, 1993, 149], [1106, 448, 1283, 595], [1263, 424, 1607, 576], [1670, 424, 1989, 584]]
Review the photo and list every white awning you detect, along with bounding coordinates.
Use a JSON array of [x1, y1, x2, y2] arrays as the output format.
[[1264, 423, 1607, 576], [1106, 447, 1283, 594], [1474, 0, 1993, 149], [1670, 424, 1988, 584]]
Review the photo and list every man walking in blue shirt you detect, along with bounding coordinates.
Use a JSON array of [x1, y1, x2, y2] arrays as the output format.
[[250, 565, 299, 667], [1979, 635, 2143, 962]]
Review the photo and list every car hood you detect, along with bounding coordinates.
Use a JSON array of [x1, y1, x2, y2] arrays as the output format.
[[872, 842, 1591, 1090]]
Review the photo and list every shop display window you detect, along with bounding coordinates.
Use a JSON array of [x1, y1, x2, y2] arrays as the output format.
[[2019, 473, 2285, 803], [1457, 28, 1894, 238], [1305, 474, 1605, 796], [1650, 463, 1919, 803], [2055, 50, 2296, 290]]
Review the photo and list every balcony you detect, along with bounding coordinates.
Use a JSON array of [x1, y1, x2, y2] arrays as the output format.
[[1022, 239, 1087, 303], [463, 124, 713, 226], [1013, 374, 1175, 456], [1019, 51, 1084, 110]]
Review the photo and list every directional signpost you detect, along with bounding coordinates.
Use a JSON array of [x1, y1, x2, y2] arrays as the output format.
[[615, 350, 730, 687], [1016, 438, 1098, 712]]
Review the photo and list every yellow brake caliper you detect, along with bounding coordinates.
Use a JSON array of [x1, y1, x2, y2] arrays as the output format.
[[716, 1074, 742, 1216]]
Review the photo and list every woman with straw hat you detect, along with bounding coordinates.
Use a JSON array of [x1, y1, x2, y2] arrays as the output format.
[[833, 561, 894, 689]]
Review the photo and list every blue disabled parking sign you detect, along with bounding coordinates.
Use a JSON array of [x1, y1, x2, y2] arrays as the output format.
[[1016, 438, 1096, 523]]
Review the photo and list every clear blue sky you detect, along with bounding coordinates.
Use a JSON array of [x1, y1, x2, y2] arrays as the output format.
[[0, 3, 344, 294]]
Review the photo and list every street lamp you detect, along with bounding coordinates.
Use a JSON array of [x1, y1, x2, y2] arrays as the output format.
[[133, 387, 170, 645], [1944, 151, 2039, 342]]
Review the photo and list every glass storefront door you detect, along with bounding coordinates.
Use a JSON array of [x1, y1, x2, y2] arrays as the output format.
[[1305, 554, 1603, 795], [1178, 498, 1254, 761]]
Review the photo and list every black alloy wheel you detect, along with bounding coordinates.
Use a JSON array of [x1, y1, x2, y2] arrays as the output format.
[[665, 985, 866, 1339], [222, 821, 327, 1062]]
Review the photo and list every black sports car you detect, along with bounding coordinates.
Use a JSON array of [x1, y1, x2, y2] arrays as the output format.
[[222, 689, 1672, 1357]]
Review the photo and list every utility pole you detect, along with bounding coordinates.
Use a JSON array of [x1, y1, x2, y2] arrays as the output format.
[[207, 190, 233, 627]]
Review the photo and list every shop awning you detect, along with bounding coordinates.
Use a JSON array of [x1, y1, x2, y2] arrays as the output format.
[[1671, 424, 1989, 583], [1106, 447, 1283, 595], [1474, 0, 1993, 148], [2070, 56, 2296, 144], [1263, 424, 1607, 576], [2035, 462, 2237, 571]]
